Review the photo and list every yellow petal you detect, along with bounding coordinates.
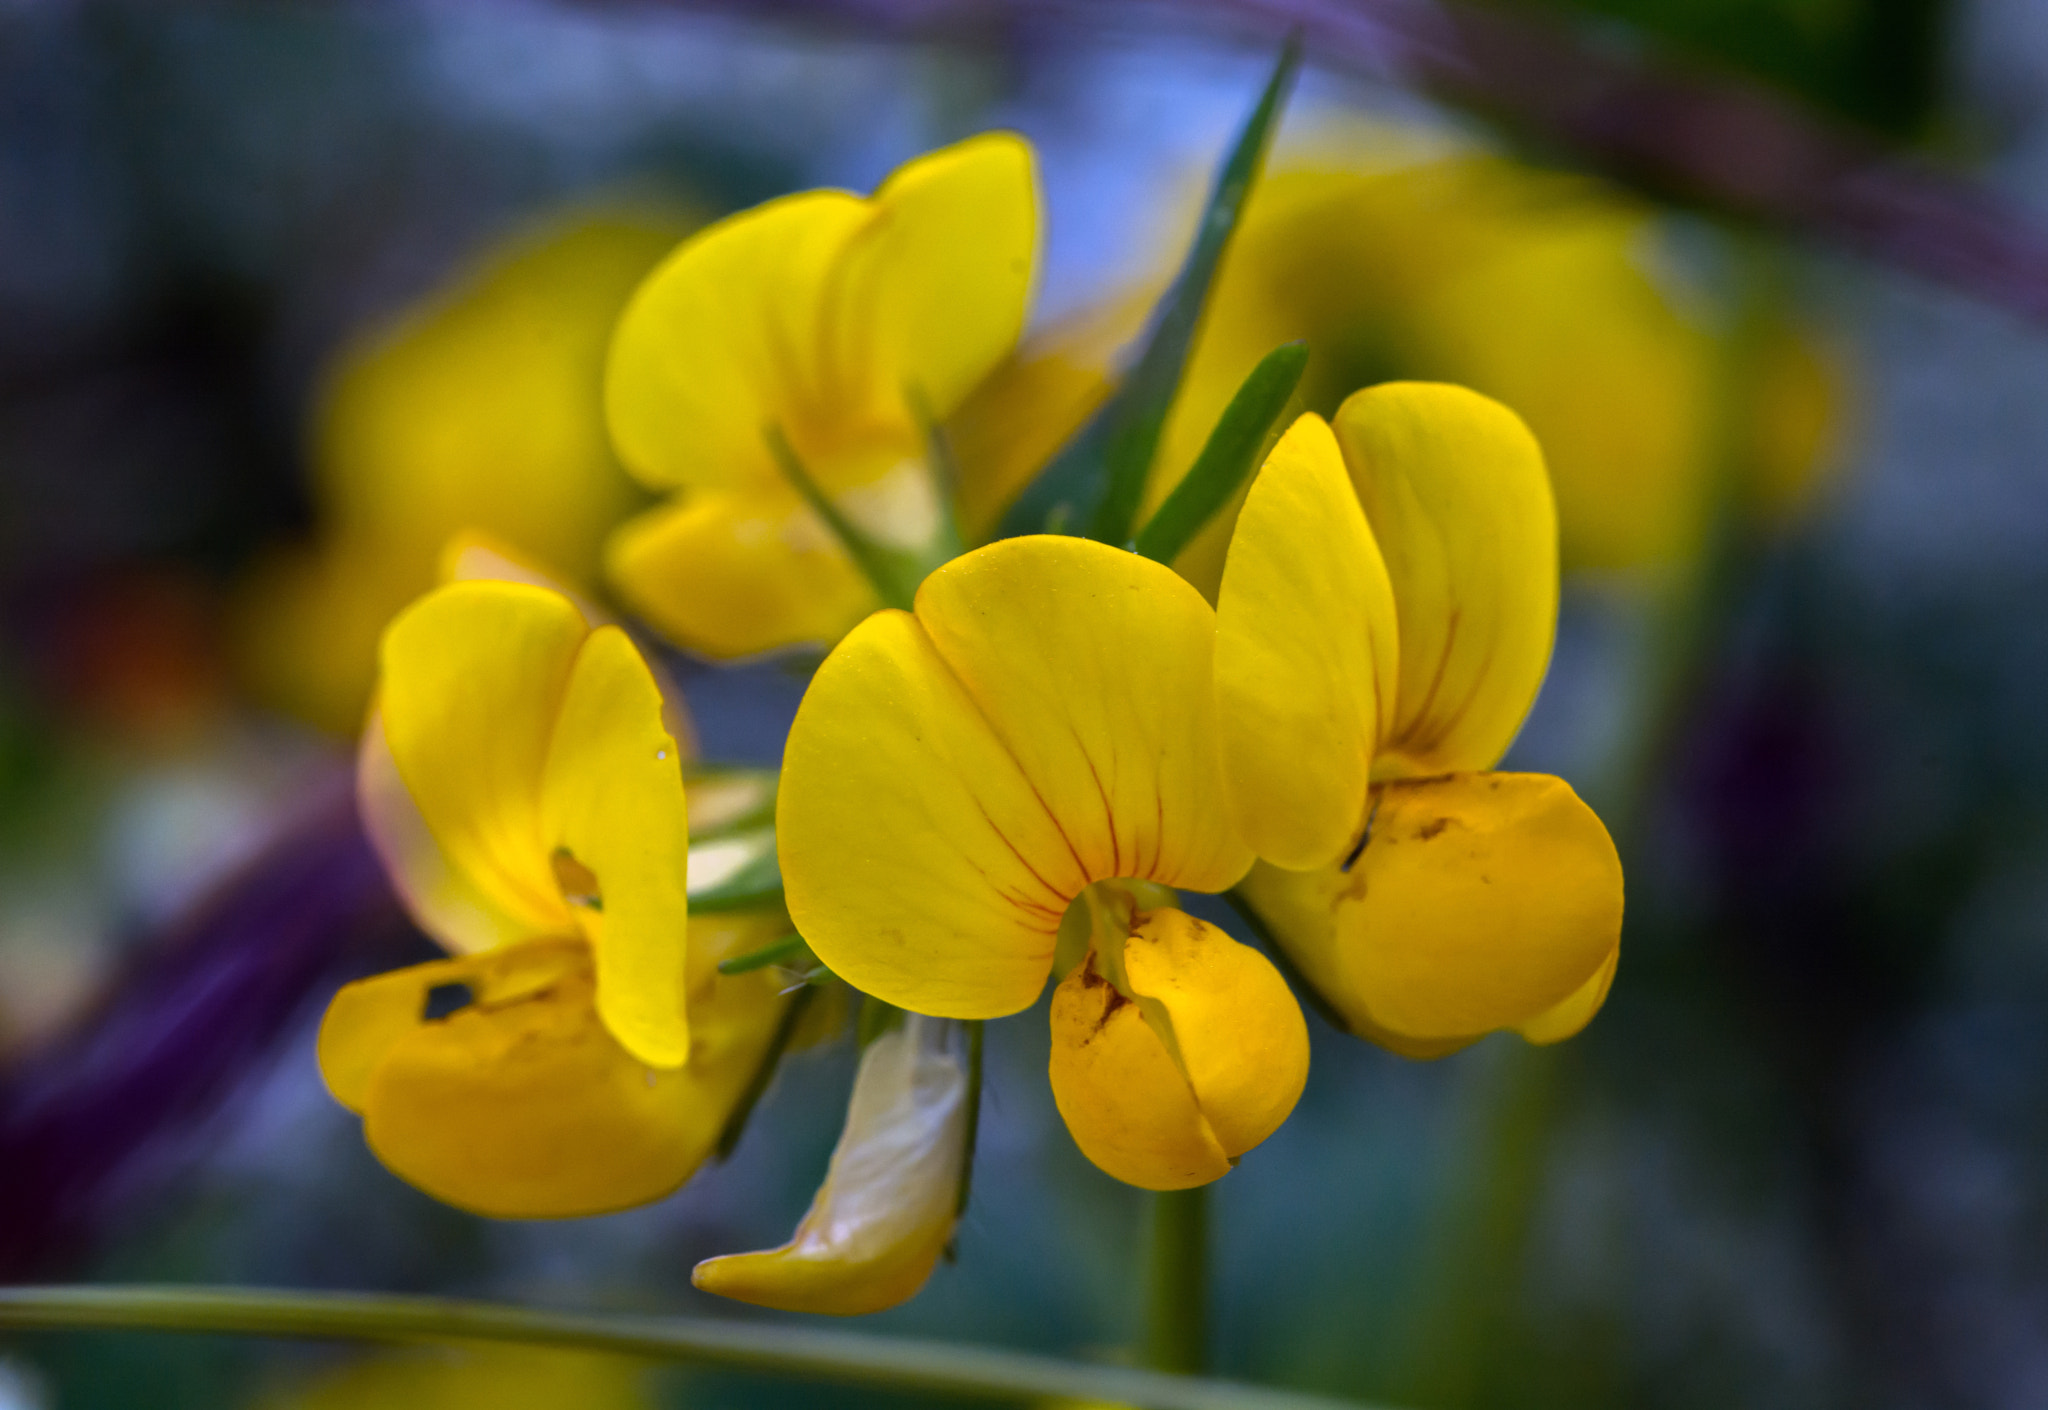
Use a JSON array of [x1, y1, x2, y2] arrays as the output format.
[[354, 938, 783, 1219], [540, 625, 692, 1068], [605, 488, 878, 660], [821, 132, 1038, 427], [1516, 944, 1619, 1045], [1215, 413, 1399, 869], [440, 529, 699, 756], [1048, 949, 1231, 1191], [377, 581, 587, 936], [1235, 772, 1621, 1053], [317, 954, 481, 1113], [779, 609, 1084, 1017], [1121, 907, 1308, 1159], [911, 538, 1253, 895], [778, 538, 1254, 1017], [1330, 383, 1557, 776], [693, 1015, 967, 1315], [357, 708, 537, 956], [257, 1344, 653, 1410], [605, 190, 870, 495]]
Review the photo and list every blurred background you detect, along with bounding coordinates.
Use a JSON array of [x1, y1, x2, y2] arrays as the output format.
[[4, 1, 2048, 1407]]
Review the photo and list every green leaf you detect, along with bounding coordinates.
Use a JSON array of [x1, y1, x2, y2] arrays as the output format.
[[996, 36, 1302, 544], [688, 825, 783, 912], [715, 932, 807, 976], [1132, 341, 1308, 566]]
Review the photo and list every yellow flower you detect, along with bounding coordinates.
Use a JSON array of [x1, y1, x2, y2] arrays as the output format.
[[693, 1013, 969, 1315], [257, 1345, 651, 1410], [603, 133, 1038, 657], [777, 536, 1307, 1191], [237, 213, 684, 734], [320, 554, 787, 1218], [961, 127, 1838, 584], [1216, 384, 1625, 1058]]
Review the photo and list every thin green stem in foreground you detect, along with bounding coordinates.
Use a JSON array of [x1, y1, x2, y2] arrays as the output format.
[[0, 1286, 1404, 1410], [1147, 1184, 1210, 1375]]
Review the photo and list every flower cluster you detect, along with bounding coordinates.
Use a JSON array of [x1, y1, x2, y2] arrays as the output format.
[[317, 121, 1627, 1316]]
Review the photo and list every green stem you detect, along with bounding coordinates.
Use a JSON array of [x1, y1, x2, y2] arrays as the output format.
[[0, 1285, 1402, 1410], [1146, 1185, 1210, 1375]]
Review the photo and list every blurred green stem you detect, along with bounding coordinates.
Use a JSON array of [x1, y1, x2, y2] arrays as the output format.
[[0, 1285, 1401, 1410], [1147, 1185, 1209, 1374]]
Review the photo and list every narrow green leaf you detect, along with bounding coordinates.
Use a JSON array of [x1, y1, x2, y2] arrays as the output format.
[[1132, 340, 1308, 566], [688, 826, 783, 913], [716, 932, 807, 976], [997, 37, 1301, 544]]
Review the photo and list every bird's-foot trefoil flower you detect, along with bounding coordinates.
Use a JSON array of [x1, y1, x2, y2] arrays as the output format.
[[603, 133, 1038, 656], [1215, 382, 1625, 1058], [692, 1013, 970, 1315], [320, 551, 790, 1217], [776, 536, 1308, 1191]]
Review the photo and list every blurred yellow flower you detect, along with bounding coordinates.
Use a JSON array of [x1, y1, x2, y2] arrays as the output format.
[[959, 126, 1840, 585], [777, 536, 1307, 1191], [257, 1345, 651, 1410], [238, 212, 686, 735], [320, 554, 788, 1217], [603, 133, 1038, 658], [1219, 385, 1625, 1058], [694, 1013, 969, 1315]]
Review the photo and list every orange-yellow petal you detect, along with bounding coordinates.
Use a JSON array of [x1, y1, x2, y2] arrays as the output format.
[[1329, 382, 1557, 776], [344, 937, 783, 1219], [1235, 771, 1621, 1054], [1215, 413, 1399, 869], [1120, 907, 1308, 1159], [1048, 954, 1230, 1191]]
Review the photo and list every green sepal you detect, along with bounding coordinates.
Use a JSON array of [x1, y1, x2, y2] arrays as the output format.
[[996, 36, 1301, 545], [1133, 340, 1308, 566]]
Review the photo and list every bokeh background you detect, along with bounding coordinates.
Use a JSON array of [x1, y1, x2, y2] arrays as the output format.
[[5, 1, 2048, 1407]]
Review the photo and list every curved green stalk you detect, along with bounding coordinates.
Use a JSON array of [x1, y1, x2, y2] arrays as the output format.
[[0, 1285, 1403, 1410]]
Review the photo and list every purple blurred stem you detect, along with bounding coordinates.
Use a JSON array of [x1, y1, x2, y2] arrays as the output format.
[[0, 771, 423, 1279]]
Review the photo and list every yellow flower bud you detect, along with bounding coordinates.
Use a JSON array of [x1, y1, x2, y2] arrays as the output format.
[[1049, 906, 1308, 1191]]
